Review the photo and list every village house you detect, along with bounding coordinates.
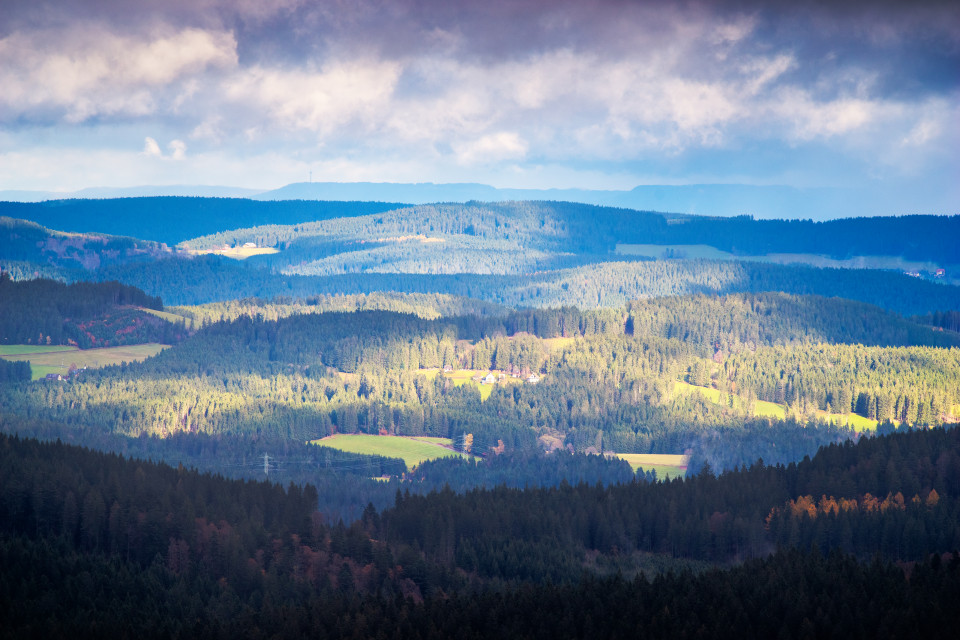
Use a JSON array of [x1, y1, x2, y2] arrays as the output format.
[[482, 373, 496, 385], [526, 373, 540, 384]]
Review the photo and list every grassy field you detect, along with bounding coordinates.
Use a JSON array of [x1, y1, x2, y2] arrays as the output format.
[[310, 434, 469, 471], [139, 307, 195, 328], [615, 244, 949, 280], [440, 369, 520, 401], [615, 453, 690, 479], [674, 380, 787, 419], [1, 343, 169, 380], [816, 411, 878, 431], [0, 345, 78, 356], [185, 246, 280, 260], [409, 436, 456, 445], [616, 243, 738, 260], [675, 380, 879, 431], [543, 337, 576, 352]]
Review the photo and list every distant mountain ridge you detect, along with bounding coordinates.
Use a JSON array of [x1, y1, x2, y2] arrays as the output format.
[[0, 198, 408, 246], [5, 181, 951, 220], [0, 185, 261, 202], [253, 181, 853, 220]]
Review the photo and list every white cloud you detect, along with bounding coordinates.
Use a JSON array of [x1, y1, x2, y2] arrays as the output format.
[[141, 136, 187, 160], [222, 60, 401, 136], [0, 25, 237, 122], [190, 117, 225, 142], [901, 120, 939, 147], [143, 137, 163, 157], [773, 89, 876, 140], [168, 139, 188, 160], [0, 2, 955, 195], [453, 132, 528, 165]]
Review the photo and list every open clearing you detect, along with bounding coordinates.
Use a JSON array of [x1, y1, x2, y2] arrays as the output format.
[[139, 307, 195, 328], [616, 243, 738, 260], [674, 380, 878, 431], [0, 345, 78, 356], [674, 380, 786, 419], [615, 244, 948, 278], [543, 336, 576, 352], [816, 411, 878, 431], [1, 343, 169, 380], [310, 434, 469, 470], [185, 246, 280, 260], [438, 369, 527, 401], [615, 453, 690, 479]]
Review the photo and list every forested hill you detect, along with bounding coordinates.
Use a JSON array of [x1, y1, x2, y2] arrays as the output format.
[[5, 198, 959, 266], [0, 276, 176, 347], [95, 254, 960, 315], [182, 200, 960, 266], [2, 428, 960, 637], [0, 198, 408, 245], [0, 216, 167, 271]]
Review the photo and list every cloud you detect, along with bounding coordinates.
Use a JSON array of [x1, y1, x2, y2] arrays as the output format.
[[143, 137, 162, 157], [0, 0, 957, 196], [0, 25, 237, 123], [222, 60, 401, 136], [142, 136, 187, 160], [453, 132, 528, 165], [168, 139, 188, 160], [772, 89, 876, 140]]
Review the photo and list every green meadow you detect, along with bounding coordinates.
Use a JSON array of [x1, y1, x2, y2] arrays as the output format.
[[673, 380, 787, 419], [674, 380, 879, 431], [1, 343, 169, 380], [310, 434, 469, 471], [615, 453, 690, 479]]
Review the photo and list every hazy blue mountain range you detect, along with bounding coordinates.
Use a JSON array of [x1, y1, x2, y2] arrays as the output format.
[[252, 182, 867, 220], [0, 199, 408, 246], [4, 181, 951, 220], [0, 185, 261, 202]]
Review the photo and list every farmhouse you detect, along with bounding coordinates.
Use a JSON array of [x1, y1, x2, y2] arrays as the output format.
[[482, 373, 496, 384], [526, 373, 540, 384], [44, 373, 63, 381], [243, 242, 257, 248]]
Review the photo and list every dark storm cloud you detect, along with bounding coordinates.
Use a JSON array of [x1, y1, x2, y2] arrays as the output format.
[[3, 0, 956, 97], [5, 2, 955, 55], [1, 0, 956, 194]]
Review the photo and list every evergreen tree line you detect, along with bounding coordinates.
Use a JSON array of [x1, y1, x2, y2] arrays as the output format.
[[2, 427, 960, 637], [170, 291, 509, 327], [3, 297, 958, 479], [89, 252, 960, 315], [0, 307, 855, 466], [718, 343, 960, 424], [0, 198, 407, 245], [182, 201, 960, 268], [0, 359, 31, 382], [0, 275, 165, 346], [0, 412, 645, 523], [0, 216, 168, 271], [915, 309, 960, 333]]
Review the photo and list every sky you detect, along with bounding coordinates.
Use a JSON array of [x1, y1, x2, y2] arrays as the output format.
[[0, 0, 957, 213]]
